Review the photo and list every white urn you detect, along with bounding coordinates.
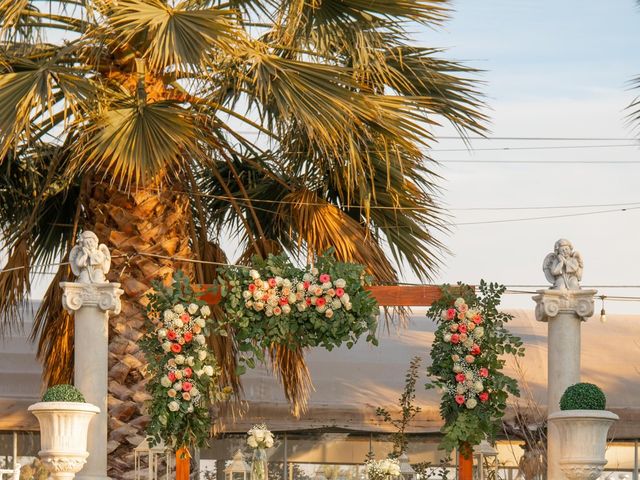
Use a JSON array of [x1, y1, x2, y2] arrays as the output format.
[[548, 409, 618, 480], [28, 402, 100, 480]]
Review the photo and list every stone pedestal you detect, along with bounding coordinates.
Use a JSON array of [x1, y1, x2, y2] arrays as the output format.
[[533, 289, 596, 480], [61, 281, 123, 480]]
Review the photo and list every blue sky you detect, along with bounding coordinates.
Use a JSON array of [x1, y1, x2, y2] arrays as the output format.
[[404, 1, 640, 313]]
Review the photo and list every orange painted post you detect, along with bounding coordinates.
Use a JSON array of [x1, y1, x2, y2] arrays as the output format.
[[176, 447, 190, 480], [458, 442, 473, 480]]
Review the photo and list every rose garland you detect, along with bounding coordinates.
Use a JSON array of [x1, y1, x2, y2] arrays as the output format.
[[218, 252, 378, 354], [217, 252, 378, 415], [141, 271, 231, 450], [426, 281, 525, 453]]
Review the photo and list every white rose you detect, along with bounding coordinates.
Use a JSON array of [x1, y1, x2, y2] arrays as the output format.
[[163, 310, 175, 321], [265, 307, 273, 317], [297, 303, 307, 312], [302, 273, 313, 282], [173, 304, 185, 314], [158, 328, 168, 339], [253, 290, 262, 301], [175, 354, 185, 365], [196, 369, 204, 377], [161, 376, 172, 388], [283, 278, 292, 288], [317, 305, 327, 313], [174, 381, 183, 391], [196, 317, 206, 328], [389, 464, 401, 476], [186, 356, 195, 366], [443, 333, 452, 343], [340, 293, 350, 304], [267, 297, 278, 307], [162, 342, 172, 352], [456, 384, 466, 394], [188, 303, 198, 314], [245, 301, 253, 309], [168, 401, 180, 412], [254, 301, 265, 311], [198, 350, 207, 361], [473, 381, 484, 393], [247, 436, 258, 448], [454, 297, 466, 307], [187, 405, 194, 413], [173, 318, 184, 329], [275, 276, 283, 286], [265, 436, 274, 448], [311, 267, 319, 275], [466, 398, 478, 409], [200, 305, 211, 317], [334, 278, 346, 288], [325, 309, 334, 318], [321, 282, 332, 290], [331, 299, 342, 310], [452, 364, 463, 373], [345, 302, 352, 311], [203, 365, 214, 376], [254, 430, 265, 442], [282, 304, 291, 315], [242, 290, 252, 299], [288, 293, 297, 304], [250, 269, 260, 280], [474, 327, 484, 338], [190, 387, 200, 397], [195, 335, 206, 345]]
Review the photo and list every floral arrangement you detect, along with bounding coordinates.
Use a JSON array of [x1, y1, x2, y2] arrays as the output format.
[[426, 281, 525, 454], [365, 458, 401, 480], [218, 252, 378, 355], [247, 424, 275, 449], [141, 271, 231, 450], [247, 424, 274, 480]]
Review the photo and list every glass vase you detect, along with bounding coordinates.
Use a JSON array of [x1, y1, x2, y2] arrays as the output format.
[[251, 447, 268, 480]]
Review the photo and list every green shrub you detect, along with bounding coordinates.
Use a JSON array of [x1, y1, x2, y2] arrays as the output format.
[[42, 384, 86, 403], [560, 383, 606, 410]]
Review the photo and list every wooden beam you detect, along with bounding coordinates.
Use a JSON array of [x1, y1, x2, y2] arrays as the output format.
[[194, 284, 444, 307]]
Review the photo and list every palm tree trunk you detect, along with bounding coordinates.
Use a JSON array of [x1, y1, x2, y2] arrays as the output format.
[[88, 180, 194, 479]]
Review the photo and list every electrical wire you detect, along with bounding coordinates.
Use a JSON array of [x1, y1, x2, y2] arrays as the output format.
[[456, 206, 640, 226], [432, 143, 639, 152]]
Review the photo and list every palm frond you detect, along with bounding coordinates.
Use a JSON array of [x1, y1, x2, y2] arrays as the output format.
[[72, 98, 200, 186], [106, 0, 237, 72], [0, 237, 31, 334]]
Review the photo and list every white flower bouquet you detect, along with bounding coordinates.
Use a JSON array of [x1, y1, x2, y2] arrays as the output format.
[[365, 458, 401, 480], [247, 424, 274, 449]]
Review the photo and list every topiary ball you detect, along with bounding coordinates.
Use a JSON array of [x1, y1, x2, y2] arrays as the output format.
[[42, 384, 86, 403], [559, 382, 606, 410]]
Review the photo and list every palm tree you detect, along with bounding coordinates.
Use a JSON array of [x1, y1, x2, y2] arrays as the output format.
[[0, 0, 485, 476]]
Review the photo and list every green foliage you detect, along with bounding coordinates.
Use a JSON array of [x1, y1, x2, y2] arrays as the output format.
[[42, 384, 85, 402], [560, 383, 606, 411], [376, 356, 422, 457], [140, 271, 230, 450], [426, 281, 525, 453], [217, 251, 379, 370]]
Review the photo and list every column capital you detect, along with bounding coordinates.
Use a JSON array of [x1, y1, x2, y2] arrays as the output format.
[[532, 289, 597, 322], [60, 282, 124, 314]]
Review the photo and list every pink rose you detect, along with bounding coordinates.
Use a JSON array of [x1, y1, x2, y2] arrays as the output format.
[[248, 284, 257, 293], [180, 312, 190, 322], [335, 288, 344, 297], [455, 395, 465, 405], [182, 381, 193, 392], [303, 281, 311, 290], [182, 392, 191, 401], [268, 278, 277, 288], [450, 334, 460, 344], [479, 368, 489, 378], [471, 344, 481, 356], [168, 371, 176, 382], [184, 367, 193, 378], [279, 297, 288, 306], [446, 308, 456, 320], [458, 324, 468, 334], [167, 330, 177, 341], [455, 373, 465, 383], [319, 274, 331, 283], [450, 324, 459, 332], [171, 343, 182, 353], [479, 392, 489, 402], [183, 331, 193, 342], [316, 297, 326, 307], [472, 314, 482, 325]]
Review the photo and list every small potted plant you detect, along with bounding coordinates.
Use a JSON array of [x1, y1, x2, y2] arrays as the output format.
[[548, 383, 618, 480], [28, 384, 99, 480]]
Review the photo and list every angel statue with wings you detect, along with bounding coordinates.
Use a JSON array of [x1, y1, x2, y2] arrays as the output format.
[[542, 239, 583, 290], [69, 231, 111, 283]]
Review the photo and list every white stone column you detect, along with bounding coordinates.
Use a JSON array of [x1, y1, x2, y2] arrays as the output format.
[[61, 232, 123, 480], [533, 288, 595, 480]]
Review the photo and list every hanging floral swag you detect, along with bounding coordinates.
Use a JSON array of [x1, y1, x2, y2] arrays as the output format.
[[140, 271, 232, 450], [217, 251, 379, 415], [426, 281, 525, 455]]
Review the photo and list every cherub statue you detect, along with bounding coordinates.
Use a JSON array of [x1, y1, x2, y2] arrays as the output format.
[[69, 231, 111, 283], [542, 239, 583, 290]]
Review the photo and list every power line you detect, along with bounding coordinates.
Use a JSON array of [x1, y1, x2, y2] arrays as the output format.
[[451, 201, 640, 211], [456, 206, 640, 226], [439, 160, 639, 164], [433, 143, 639, 152]]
